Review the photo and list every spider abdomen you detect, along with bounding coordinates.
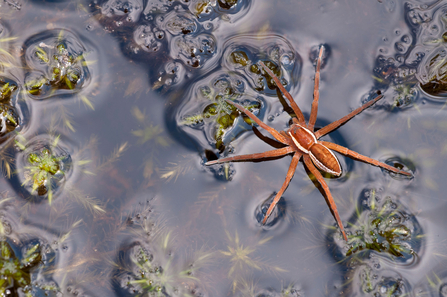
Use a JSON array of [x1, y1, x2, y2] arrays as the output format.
[[309, 143, 342, 176]]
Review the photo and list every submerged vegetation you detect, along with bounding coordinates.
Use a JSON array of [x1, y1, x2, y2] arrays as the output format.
[[24, 30, 89, 97], [337, 189, 422, 263], [15, 134, 71, 204], [220, 230, 286, 291], [0, 240, 40, 296], [181, 75, 261, 152], [115, 204, 214, 296]]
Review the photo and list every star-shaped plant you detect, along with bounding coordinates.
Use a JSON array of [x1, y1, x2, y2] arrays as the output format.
[[17, 136, 70, 204], [220, 230, 286, 291], [119, 229, 212, 296]]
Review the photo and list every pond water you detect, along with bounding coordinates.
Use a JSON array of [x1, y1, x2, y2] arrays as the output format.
[[1, 0, 447, 296]]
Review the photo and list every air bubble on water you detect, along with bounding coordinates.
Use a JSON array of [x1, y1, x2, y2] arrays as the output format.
[[281, 55, 291, 66]]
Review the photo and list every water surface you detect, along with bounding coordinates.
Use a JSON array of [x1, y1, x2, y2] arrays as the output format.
[[0, 0, 447, 296]]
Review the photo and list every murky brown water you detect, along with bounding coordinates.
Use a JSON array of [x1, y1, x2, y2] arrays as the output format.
[[1, 0, 447, 295]]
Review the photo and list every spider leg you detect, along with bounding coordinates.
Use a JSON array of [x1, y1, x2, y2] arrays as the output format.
[[315, 94, 383, 139], [259, 61, 306, 126], [303, 155, 348, 241], [205, 146, 294, 166], [320, 141, 412, 176], [225, 99, 289, 144], [308, 46, 324, 132], [262, 152, 302, 224]]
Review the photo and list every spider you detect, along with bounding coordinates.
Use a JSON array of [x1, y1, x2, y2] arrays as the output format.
[[205, 46, 412, 241]]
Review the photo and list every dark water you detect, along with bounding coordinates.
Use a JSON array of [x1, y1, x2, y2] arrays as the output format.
[[1, 0, 447, 295]]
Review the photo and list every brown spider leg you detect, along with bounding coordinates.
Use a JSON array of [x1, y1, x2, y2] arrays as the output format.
[[259, 61, 306, 126], [225, 99, 288, 144], [320, 141, 412, 176], [303, 155, 348, 241], [205, 146, 294, 166], [315, 95, 383, 139], [262, 152, 302, 224], [308, 46, 324, 132]]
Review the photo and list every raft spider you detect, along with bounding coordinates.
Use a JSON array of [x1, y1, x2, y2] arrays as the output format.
[[206, 46, 411, 241]]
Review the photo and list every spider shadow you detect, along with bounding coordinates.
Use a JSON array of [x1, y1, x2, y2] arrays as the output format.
[[302, 161, 341, 231]]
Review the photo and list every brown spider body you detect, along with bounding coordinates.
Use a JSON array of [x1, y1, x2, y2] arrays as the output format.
[[206, 46, 412, 241], [287, 123, 342, 177]]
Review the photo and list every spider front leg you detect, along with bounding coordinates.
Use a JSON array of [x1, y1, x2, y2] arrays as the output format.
[[320, 141, 412, 176], [303, 155, 348, 241], [205, 146, 294, 165], [262, 152, 302, 224], [259, 62, 306, 126], [308, 46, 324, 132], [315, 94, 383, 139], [225, 99, 289, 144]]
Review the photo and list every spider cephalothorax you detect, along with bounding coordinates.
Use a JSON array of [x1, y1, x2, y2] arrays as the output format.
[[206, 46, 411, 241]]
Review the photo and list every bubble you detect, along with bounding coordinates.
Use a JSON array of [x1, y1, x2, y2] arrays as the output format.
[[155, 30, 165, 39]]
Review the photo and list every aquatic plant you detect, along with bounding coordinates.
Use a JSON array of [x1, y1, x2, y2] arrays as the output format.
[[0, 80, 22, 141], [126, 238, 212, 296], [231, 53, 283, 92], [0, 32, 19, 73], [0, 240, 40, 296], [22, 29, 96, 132], [131, 106, 173, 185], [181, 75, 260, 152], [117, 203, 214, 296], [392, 83, 418, 108], [220, 230, 286, 291], [17, 135, 70, 204], [345, 262, 411, 297], [342, 189, 420, 261], [0, 82, 16, 102], [132, 107, 170, 147], [25, 39, 86, 95], [0, 103, 18, 135], [12, 133, 108, 215], [222, 34, 301, 99], [412, 266, 447, 297], [158, 154, 196, 183]]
